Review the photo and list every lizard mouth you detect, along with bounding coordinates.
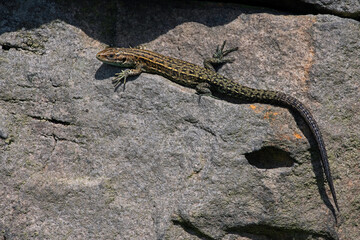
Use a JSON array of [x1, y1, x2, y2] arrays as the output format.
[[96, 53, 105, 61]]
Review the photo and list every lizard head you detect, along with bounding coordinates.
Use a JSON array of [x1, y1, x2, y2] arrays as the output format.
[[96, 48, 136, 67]]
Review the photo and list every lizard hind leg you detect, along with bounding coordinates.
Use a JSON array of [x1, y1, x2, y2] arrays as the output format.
[[195, 82, 212, 103], [203, 40, 239, 71]]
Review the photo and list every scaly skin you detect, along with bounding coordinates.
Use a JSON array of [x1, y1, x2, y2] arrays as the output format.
[[96, 42, 339, 212]]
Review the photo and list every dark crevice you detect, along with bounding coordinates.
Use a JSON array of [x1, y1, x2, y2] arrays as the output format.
[[2, 44, 11, 50], [1, 43, 26, 51], [46, 118, 71, 126], [172, 219, 216, 240], [0, 43, 44, 54], [0, 97, 34, 103], [245, 146, 295, 169], [27, 115, 72, 126], [197, 124, 217, 137]]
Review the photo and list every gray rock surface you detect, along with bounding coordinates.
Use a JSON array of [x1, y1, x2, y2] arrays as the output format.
[[301, 0, 360, 17], [1, 1, 359, 240], [237, 0, 360, 18]]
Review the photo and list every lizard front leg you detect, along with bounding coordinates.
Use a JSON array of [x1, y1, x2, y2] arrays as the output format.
[[113, 65, 144, 90]]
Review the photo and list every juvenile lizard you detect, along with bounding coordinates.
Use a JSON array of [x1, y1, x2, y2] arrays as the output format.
[[96, 41, 339, 212]]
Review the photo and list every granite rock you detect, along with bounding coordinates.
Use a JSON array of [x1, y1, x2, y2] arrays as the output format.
[[0, 1, 359, 240]]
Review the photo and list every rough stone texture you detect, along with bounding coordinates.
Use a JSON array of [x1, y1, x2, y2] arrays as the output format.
[[235, 0, 360, 19], [301, 0, 360, 18], [0, 1, 359, 240]]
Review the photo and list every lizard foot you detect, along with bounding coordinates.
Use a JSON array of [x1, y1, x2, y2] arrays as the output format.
[[112, 69, 131, 90], [203, 41, 238, 71], [212, 40, 239, 63]]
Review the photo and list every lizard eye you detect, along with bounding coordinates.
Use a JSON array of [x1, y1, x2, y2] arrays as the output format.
[[108, 54, 115, 58]]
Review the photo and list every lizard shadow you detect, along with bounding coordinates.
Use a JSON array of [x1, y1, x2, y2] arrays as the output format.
[[210, 91, 337, 220], [95, 64, 122, 81]]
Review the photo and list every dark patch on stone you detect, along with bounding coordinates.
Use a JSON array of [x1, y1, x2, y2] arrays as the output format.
[[245, 146, 295, 169]]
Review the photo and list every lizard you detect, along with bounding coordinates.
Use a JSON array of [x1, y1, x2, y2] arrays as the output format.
[[96, 41, 339, 212]]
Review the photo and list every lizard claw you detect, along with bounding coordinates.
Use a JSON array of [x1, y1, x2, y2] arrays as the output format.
[[213, 41, 238, 60], [203, 41, 238, 71]]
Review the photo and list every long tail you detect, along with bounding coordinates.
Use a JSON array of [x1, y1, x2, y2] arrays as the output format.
[[273, 92, 339, 211], [216, 80, 338, 210]]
